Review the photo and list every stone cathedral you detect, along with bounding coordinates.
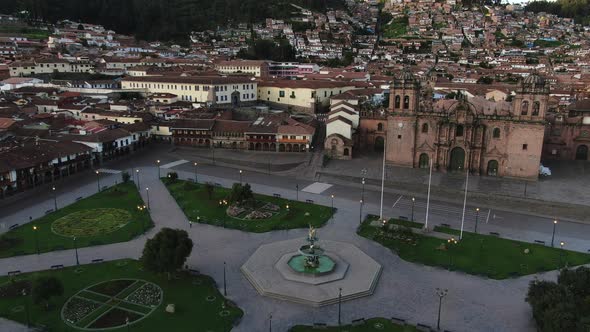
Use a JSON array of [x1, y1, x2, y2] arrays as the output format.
[[386, 71, 548, 179]]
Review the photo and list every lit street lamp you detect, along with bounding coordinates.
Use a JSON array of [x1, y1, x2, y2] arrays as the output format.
[[239, 170, 243, 184], [193, 162, 198, 183], [551, 219, 558, 247], [96, 170, 101, 193], [136, 169, 140, 189], [52, 186, 58, 211], [560, 241, 566, 267], [474, 208, 480, 233], [359, 199, 364, 225], [436, 288, 449, 331], [33, 226, 39, 255], [156, 160, 161, 178], [22, 289, 30, 327], [361, 178, 365, 201], [447, 237, 458, 270], [223, 261, 227, 296], [331, 194, 334, 218], [411, 197, 415, 222], [145, 187, 150, 210]]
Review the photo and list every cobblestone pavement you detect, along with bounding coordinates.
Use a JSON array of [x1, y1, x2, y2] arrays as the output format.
[[2, 164, 564, 332]]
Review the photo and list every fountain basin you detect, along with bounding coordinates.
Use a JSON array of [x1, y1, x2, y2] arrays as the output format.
[[287, 255, 336, 275]]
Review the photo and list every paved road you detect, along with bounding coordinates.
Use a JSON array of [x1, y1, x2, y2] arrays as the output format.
[[0, 147, 587, 331]]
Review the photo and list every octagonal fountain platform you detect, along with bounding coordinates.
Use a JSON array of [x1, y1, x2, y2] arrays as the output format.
[[241, 237, 382, 307]]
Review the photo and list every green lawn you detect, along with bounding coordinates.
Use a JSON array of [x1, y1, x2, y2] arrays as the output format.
[[0, 260, 242, 331], [382, 16, 408, 39], [0, 26, 51, 39], [0, 183, 153, 258], [163, 179, 333, 233], [290, 318, 418, 332], [358, 217, 590, 279]]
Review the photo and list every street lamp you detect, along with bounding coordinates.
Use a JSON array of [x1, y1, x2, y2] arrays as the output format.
[[22, 289, 30, 327], [338, 287, 342, 326], [33, 226, 39, 255], [137, 205, 147, 234], [474, 208, 480, 233], [73, 236, 79, 266], [286, 204, 290, 212], [145, 187, 150, 210], [136, 169, 140, 189], [269, 313, 272, 332], [223, 261, 227, 296], [411, 197, 415, 222], [551, 219, 558, 247], [156, 160, 161, 178], [52, 186, 57, 211], [331, 194, 335, 219], [361, 178, 365, 201], [447, 237, 458, 270], [96, 170, 101, 193], [193, 162, 198, 183], [560, 241, 566, 267], [359, 199, 364, 225], [239, 169, 243, 184], [436, 288, 449, 331], [296, 184, 299, 201]]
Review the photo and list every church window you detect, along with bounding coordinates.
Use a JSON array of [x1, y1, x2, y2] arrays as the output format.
[[522, 144, 528, 150], [493, 128, 501, 138], [532, 101, 540, 116], [422, 123, 429, 133], [377, 123, 384, 131], [394, 95, 400, 108], [521, 100, 529, 115], [456, 125, 464, 137], [403, 96, 410, 109]]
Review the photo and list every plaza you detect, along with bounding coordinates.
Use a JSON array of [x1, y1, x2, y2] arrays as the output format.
[[0, 146, 589, 331]]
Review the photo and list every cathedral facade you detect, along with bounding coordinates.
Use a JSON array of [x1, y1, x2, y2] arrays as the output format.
[[385, 71, 548, 179]]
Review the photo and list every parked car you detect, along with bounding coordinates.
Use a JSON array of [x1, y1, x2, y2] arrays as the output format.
[[539, 164, 552, 176]]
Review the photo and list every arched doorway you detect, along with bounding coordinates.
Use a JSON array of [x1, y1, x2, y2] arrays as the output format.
[[344, 148, 349, 156], [576, 145, 588, 160], [487, 160, 499, 176], [231, 91, 240, 107], [255, 143, 262, 150], [279, 144, 285, 152], [374, 136, 385, 152], [419, 153, 429, 169], [449, 147, 465, 172]]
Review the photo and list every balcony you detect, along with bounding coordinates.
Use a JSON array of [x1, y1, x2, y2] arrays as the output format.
[[277, 138, 309, 144]]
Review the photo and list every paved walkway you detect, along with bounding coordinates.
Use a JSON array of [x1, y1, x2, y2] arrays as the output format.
[[0, 165, 552, 332]]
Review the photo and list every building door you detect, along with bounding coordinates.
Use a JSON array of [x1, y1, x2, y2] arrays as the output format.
[[487, 160, 499, 176], [419, 153, 429, 169], [231, 91, 240, 107], [374, 136, 385, 152], [576, 145, 588, 160], [449, 147, 465, 172]]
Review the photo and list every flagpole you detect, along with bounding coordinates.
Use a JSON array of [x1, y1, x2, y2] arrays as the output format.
[[379, 135, 387, 220], [425, 158, 433, 230], [460, 161, 469, 240]]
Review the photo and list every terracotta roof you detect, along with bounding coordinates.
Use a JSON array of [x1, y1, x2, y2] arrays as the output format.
[[212, 120, 251, 133], [259, 80, 357, 89], [122, 75, 254, 85], [0, 117, 16, 129], [0, 139, 92, 173], [170, 119, 215, 130], [326, 115, 353, 126]]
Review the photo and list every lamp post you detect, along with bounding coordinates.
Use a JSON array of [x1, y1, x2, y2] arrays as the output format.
[[193, 162, 198, 183], [361, 178, 365, 201], [296, 184, 299, 201], [447, 237, 458, 270], [436, 288, 449, 331], [359, 199, 363, 225], [138, 205, 147, 234], [145, 187, 150, 210], [338, 287, 342, 326], [96, 170, 101, 193], [411, 197, 415, 222], [474, 208, 480, 233], [551, 219, 558, 247], [223, 261, 227, 296], [239, 169, 243, 184], [136, 169, 140, 189], [74, 236, 79, 266], [269, 313, 272, 332], [22, 289, 30, 327], [331, 194, 334, 219], [560, 241, 566, 267], [156, 160, 161, 178], [33, 226, 39, 254], [52, 186, 57, 211]]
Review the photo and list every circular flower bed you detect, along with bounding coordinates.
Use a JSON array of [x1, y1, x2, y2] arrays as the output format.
[[125, 283, 162, 307], [52, 209, 132, 237]]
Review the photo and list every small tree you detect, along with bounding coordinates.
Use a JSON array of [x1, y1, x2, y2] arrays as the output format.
[[32, 276, 63, 309], [204, 182, 214, 200], [141, 228, 193, 280], [121, 171, 131, 183], [228, 183, 254, 206]]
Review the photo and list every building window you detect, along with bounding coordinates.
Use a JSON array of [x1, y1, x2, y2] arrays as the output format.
[[421, 123, 429, 133], [532, 101, 540, 116], [403, 96, 410, 109], [493, 128, 500, 138], [456, 125, 464, 137], [279, 91, 285, 98], [377, 123, 384, 131], [522, 144, 528, 150], [521, 100, 529, 115]]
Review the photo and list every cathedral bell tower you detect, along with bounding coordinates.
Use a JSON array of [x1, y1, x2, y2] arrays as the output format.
[[386, 69, 420, 167], [512, 73, 549, 121]]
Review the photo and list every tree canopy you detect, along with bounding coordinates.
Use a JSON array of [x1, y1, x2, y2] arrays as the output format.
[[32, 276, 64, 308], [141, 228, 193, 278], [526, 267, 590, 331], [526, 0, 590, 25], [4, 0, 345, 41]]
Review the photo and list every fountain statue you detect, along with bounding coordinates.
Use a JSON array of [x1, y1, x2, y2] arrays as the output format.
[[287, 225, 335, 275]]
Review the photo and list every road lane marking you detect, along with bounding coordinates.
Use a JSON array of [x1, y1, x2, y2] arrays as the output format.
[[161, 160, 189, 169], [392, 195, 403, 208], [486, 209, 491, 223]]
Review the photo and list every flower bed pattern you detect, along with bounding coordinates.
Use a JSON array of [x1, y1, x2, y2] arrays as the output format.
[[89, 279, 135, 297], [126, 283, 162, 306], [52, 208, 131, 237], [63, 297, 101, 324]]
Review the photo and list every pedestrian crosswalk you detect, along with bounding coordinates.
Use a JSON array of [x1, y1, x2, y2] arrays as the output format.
[[391, 195, 490, 223], [161, 160, 189, 169], [301, 182, 333, 194], [97, 168, 121, 174]]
